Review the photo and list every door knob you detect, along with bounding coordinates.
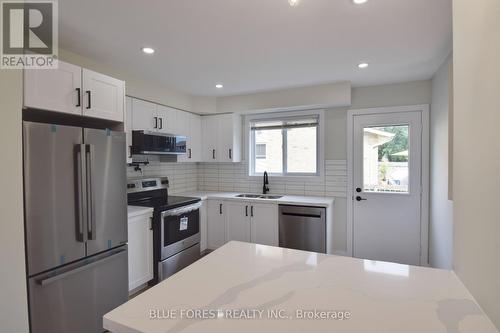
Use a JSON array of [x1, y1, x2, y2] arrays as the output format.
[[356, 196, 367, 201], [356, 188, 362, 193]]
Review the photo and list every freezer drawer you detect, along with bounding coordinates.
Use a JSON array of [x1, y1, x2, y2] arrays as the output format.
[[28, 246, 128, 333], [279, 205, 326, 253]]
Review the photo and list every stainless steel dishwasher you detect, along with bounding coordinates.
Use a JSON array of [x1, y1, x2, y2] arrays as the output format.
[[279, 205, 326, 253]]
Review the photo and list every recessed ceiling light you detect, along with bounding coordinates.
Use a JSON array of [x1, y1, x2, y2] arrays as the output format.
[[142, 47, 155, 54], [353, 0, 368, 4], [358, 62, 369, 69], [288, 0, 300, 7], [215, 84, 223, 89]]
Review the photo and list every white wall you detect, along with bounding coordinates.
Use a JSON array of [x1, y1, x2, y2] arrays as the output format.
[[0, 71, 29, 333], [453, 0, 500, 329], [429, 55, 454, 269], [216, 82, 351, 113]]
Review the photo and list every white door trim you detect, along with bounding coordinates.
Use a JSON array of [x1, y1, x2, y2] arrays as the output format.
[[346, 104, 430, 266]]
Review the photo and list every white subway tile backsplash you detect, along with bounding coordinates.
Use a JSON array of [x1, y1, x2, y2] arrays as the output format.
[[128, 159, 347, 197]]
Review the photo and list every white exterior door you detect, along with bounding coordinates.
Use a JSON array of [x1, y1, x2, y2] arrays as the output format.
[[82, 69, 125, 122], [352, 111, 423, 265]]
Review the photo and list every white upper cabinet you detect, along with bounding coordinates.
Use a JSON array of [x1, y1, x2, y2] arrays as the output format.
[[131, 98, 157, 131], [82, 69, 125, 122], [202, 115, 219, 161], [202, 114, 241, 162], [125, 97, 133, 163], [24, 61, 82, 115], [178, 112, 203, 162], [24, 60, 125, 122], [175, 110, 190, 136], [156, 105, 177, 134]]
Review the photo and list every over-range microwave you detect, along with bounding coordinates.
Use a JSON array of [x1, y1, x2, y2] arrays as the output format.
[[131, 130, 187, 155]]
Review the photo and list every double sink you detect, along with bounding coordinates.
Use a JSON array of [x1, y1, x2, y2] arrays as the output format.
[[236, 194, 283, 200]]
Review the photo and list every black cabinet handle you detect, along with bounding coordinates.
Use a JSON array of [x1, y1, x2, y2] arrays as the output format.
[[245, 205, 248, 217], [212, 149, 216, 159], [149, 217, 153, 230], [128, 146, 132, 158], [219, 203, 223, 214], [154, 117, 158, 129], [86, 90, 91, 109], [188, 148, 192, 159], [251, 206, 254, 217], [229, 149, 232, 160], [159, 117, 163, 129], [76, 88, 81, 107]]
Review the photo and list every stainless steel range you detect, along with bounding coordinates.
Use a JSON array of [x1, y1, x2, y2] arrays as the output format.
[[127, 177, 201, 283]]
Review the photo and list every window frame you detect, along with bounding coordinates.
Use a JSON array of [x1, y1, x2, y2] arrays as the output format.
[[246, 110, 325, 180]]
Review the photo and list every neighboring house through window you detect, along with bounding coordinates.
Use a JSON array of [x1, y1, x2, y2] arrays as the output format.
[[249, 112, 321, 177]]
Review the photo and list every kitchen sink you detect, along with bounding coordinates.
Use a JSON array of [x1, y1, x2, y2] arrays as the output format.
[[235, 194, 283, 199], [259, 195, 283, 199], [236, 194, 262, 198]]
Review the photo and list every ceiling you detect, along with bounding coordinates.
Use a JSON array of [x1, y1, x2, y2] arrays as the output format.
[[59, 0, 452, 97]]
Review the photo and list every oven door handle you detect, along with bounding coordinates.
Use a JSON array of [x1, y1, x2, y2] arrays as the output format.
[[161, 202, 202, 218]]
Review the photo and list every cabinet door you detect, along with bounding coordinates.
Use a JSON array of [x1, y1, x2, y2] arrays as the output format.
[[199, 200, 208, 252], [175, 110, 190, 136], [202, 116, 218, 161], [24, 61, 82, 115], [217, 114, 234, 162], [127, 212, 154, 291], [250, 203, 279, 246], [156, 105, 177, 134], [82, 69, 125, 122], [125, 97, 133, 163], [225, 201, 251, 243], [190, 114, 203, 162], [131, 98, 157, 131], [207, 200, 226, 249]]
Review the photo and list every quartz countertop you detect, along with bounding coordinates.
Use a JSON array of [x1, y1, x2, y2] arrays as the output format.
[[104, 241, 497, 333], [179, 191, 335, 208], [127, 206, 154, 218]]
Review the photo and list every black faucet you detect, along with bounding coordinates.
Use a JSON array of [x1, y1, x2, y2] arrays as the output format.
[[263, 171, 270, 194]]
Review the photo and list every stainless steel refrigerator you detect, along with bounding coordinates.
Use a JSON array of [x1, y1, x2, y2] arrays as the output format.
[[23, 121, 128, 333]]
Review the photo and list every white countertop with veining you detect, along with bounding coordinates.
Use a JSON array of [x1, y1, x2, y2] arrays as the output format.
[[104, 241, 497, 333], [179, 191, 335, 207]]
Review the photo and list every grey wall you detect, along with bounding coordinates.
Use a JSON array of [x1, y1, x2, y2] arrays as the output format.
[[429, 56, 454, 269], [453, 0, 500, 329], [0, 71, 29, 332]]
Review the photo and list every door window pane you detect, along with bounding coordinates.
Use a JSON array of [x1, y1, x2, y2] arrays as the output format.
[[287, 127, 317, 173], [363, 125, 409, 193], [254, 129, 283, 173]]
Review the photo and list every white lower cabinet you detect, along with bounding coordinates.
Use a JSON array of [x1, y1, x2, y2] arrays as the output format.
[[208, 200, 278, 250], [250, 203, 279, 246], [127, 210, 154, 292], [207, 200, 227, 250]]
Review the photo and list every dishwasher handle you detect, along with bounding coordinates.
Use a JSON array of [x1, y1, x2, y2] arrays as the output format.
[[281, 212, 322, 219]]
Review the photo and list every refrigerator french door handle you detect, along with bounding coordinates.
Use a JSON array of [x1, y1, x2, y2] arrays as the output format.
[[75, 144, 88, 242], [85, 144, 97, 240], [36, 248, 127, 286]]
